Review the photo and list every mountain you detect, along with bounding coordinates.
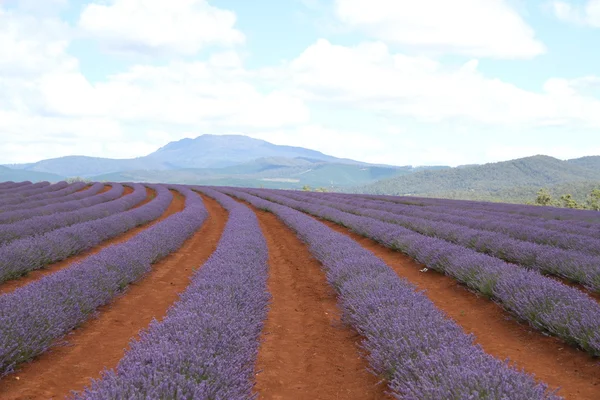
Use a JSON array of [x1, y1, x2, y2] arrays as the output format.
[[0, 165, 64, 183], [143, 134, 360, 169], [7, 135, 364, 178], [3, 134, 421, 188], [5, 156, 163, 178], [566, 156, 600, 170], [92, 157, 417, 189], [359, 155, 600, 201]]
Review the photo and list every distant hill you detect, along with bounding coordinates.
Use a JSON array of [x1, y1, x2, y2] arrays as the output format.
[[5, 135, 598, 198], [0, 165, 64, 183], [142, 134, 361, 169], [6, 156, 164, 178], [566, 155, 600, 170], [7, 135, 368, 178], [92, 157, 418, 189], [359, 155, 600, 202], [4, 134, 427, 189]]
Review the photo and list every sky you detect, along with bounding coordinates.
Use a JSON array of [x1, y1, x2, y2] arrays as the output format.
[[1, 0, 600, 167]]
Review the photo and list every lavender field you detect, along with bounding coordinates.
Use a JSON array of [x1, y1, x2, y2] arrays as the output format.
[[0, 180, 599, 399]]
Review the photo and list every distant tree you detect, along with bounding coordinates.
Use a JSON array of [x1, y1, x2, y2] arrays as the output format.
[[302, 185, 312, 191], [66, 176, 91, 183], [586, 188, 600, 211], [535, 188, 553, 206], [560, 193, 580, 209], [315, 187, 328, 192]]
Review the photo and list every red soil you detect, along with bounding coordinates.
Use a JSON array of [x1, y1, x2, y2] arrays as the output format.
[[321, 219, 600, 400], [0, 187, 158, 295], [0, 194, 228, 399], [97, 184, 112, 194], [252, 207, 389, 400]]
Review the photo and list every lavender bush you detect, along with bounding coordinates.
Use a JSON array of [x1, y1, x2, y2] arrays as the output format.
[[0, 182, 87, 210], [245, 188, 600, 357], [0, 184, 165, 283], [0, 184, 133, 244], [0, 186, 207, 377], [75, 187, 269, 400], [0, 181, 57, 202], [0, 182, 31, 192], [221, 188, 559, 400], [358, 193, 600, 222], [279, 191, 600, 291], [0, 182, 100, 215], [357, 193, 600, 236], [312, 192, 600, 256]]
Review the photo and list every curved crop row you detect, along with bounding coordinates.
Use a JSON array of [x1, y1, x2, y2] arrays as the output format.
[[282, 191, 600, 291], [221, 188, 558, 399], [77, 187, 269, 400], [0, 182, 98, 215], [0, 181, 68, 202], [0, 182, 87, 211], [0, 184, 163, 283], [360, 194, 600, 237], [0, 181, 55, 202], [0, 186, 207, 377], [322, 192, 600, 256], [362, 193, 600, 222], [0, 182, 31, 191], [244, 188, 600, 357], [0, 184, 130, 244]]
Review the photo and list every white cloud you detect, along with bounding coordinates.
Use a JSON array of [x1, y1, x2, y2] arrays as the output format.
[[333, 0, 545, 58], [31, 60, 311, 129], [79, 0, 245, 56], [0, 8, 74, 78], [279, 39, 600, 128], [0, 2, 309, 164], [552, 0, 600, 26]]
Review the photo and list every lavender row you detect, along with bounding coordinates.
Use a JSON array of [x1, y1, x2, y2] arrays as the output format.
[[0, 181, 46, 195], [246, 188, 600, 357], [76, 187, 269, 400], [0, 183, 111, 230], [0, 181, 66, 204], [0, 182, 86, 211], [361, 193, 600, 222], [280, 191, 600, 291], [0, 186, 207, 378], [0, 182, 31, 192], [0, 184, 162, 284], [318, 192, 600, 254], [0, 183, 136, 245], [221, 188, 558, 399], [0, 182, 96, 215], [358, 193, 600, 236]]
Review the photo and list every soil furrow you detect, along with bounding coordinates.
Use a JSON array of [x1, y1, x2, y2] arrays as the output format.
[[251, 207, 388, 400], [0, 194, 228, 400], [0, 187, 157, 295], [320, 218, 600, 400]]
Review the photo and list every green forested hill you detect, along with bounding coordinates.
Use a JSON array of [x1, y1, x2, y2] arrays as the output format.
[[358, 155, 600, 203]]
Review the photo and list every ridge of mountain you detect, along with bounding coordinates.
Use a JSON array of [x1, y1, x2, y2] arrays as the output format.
[[358, 155, 600, 197], [5, 134, 370, 177]]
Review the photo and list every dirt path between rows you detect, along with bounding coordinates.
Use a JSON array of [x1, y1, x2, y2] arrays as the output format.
[[251, 207, 388, 400], [319, 219, 600, 400], [0, 194, 228, 400], [0, 187, 158, 295]]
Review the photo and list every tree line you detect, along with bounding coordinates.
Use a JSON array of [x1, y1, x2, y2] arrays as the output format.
[[534, 188, 600, 210]]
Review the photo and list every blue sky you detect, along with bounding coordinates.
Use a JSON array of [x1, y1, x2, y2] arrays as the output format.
[[1, 0, 600, 166]]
